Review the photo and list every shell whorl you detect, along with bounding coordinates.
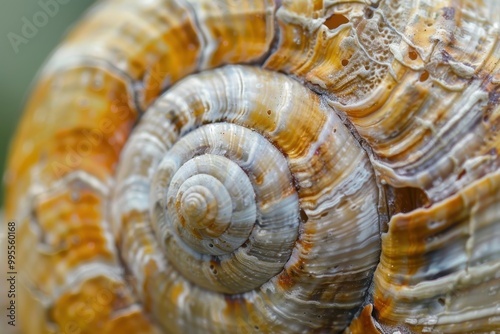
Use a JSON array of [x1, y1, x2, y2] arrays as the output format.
[[112, 66, 380, 332], [4, 0, 500, 333]]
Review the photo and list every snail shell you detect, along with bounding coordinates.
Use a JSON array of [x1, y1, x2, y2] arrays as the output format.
[[4, 0, 500, 333]]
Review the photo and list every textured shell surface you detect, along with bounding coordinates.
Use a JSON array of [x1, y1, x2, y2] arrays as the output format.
[[3, 0, 500, 333]]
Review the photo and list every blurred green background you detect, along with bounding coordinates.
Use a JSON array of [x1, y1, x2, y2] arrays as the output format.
[[0, 0, 94, 206]]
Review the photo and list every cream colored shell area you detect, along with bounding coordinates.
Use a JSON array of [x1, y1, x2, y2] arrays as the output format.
[[3, 0, 500, 333]]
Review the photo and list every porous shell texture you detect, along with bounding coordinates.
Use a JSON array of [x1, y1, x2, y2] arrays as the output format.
[[4, 0, 500, 333]]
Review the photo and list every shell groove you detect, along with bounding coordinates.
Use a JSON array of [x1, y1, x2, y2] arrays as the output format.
[[4, 0, 500, 333]]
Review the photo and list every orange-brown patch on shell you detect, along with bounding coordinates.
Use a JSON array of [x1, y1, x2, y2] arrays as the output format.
[[50, 276, 159, 334], [277, 256, 307, 290], [221, 295, 259, 332], [373, 170, 500, 330], [5, 67, 136, 215], [344, 304, 381, 334], [244, 302, 269, 333], [170, 283, 185, 305], [265, 14, 356, 88], [324, 13, 349, 30], [378, 193, 469, 280], [49, 126, 124, 180], [352, 72, 433, 153], [277, 268, 296, 290], [371, 291, 395, 327], [189, 0, 275, 69], [247, 105, 279, 134], [102, 311, 161, 334], [139, 8, 201, 107], [58, 0, 202, 109], [271, 99, 326, 159], [387, 186, 430, 216], [34, 188, 113, 266]]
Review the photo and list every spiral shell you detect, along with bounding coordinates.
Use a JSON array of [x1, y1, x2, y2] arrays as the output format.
[[4, 0, 500, 333]]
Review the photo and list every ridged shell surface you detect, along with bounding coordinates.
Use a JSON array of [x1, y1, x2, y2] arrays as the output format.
[[4, 0, 500, 333]]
